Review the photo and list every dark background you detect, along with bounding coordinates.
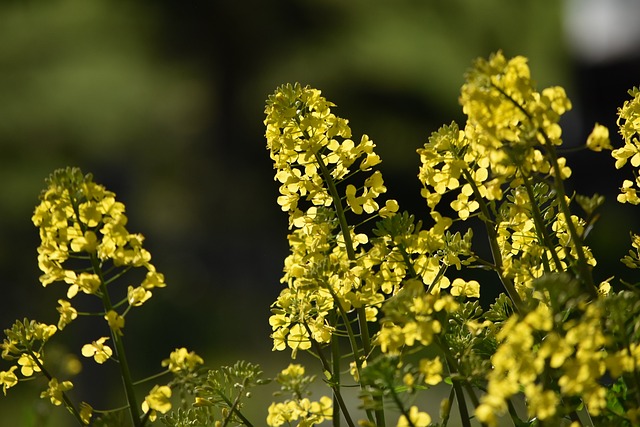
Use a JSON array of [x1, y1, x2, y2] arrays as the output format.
[[1, 0, 639, 425]]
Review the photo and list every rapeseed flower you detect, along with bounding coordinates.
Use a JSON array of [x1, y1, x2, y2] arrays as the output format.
[[81, 337, 112, 364], [40, 378, 73, 406]]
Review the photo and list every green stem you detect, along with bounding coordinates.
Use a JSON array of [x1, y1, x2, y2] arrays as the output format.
[[220, 378, 252, 427], [434, 336, 483, 426], [426, 263, 449, 294], [452, 380, 472, 427], [330, 312, 342, 427], [544, 141, 597, 297], [442, 387, 455, 427], [461, 169, 524, 312], [492, 83, 597, 298], [132, 369, 170, 386], [70, 196, 142, 426], [312, 148, 384, 426], [321, 284, 374, 424], [217, 390, 254, 427], [90, 254, 142, 427], [520, 173, 559, 271], [304, 323, 356, 427], [506, 399, 523, 426], [397, 244, 418, 279], [27, 347, 84, 425], [389, 385, 417, 427]]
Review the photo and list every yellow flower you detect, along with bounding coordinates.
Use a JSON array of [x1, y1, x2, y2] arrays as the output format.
[[475, 403, 498, 426], [79, 402, 93, 425], [280, 363, 305, 378], [141, 271, 166, 289], [70, 230, 98, 253], [524, 383, 558, 420], [141, 384, 172, 422], [419, 356, 443, 385], [397, 405, 431, 427], [65, 272, 101, 299], [40, 378, 73, 406], [450, 193, 479, 220], [266, 396, 332, 427], [266, 401, 294, 426], [33, 322, 58, 342], [450, 278, 480, 298], [127, 285, 152, 306], [0, 366, 18, 395], [586, 123, 611, 152], [345, 184, 364, 215], [81, 337, 113, 364], [104, 310, 125, 336], [287, 324, 311, 358], [271, 327, 288, 352], [18, 353, 42, 377], [379, 199, 399, 218], [56, 299, 77, 330], [161, 347, 204, 373], [618, 179, 640, 204]]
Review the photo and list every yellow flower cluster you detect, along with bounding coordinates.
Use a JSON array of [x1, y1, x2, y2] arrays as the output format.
[[377, 280, 458, 355], [261, 52, 640, 426], [476, 300, 613, 425], [265, 84, 400, 356], [613, 87, 640, 204], [266, 396, 332, 427], [0, 318, 91, 419], [265, 83, 389, 226], [161, 347, 204, 373], [497, 200, 596, 293], [1, 320, 56, 393], [265, 85, 476, 367], [418, 52, 573, 220], [267, 364, 332, 427], [31, 168, 166, 341], [418, 52, 598, 299]]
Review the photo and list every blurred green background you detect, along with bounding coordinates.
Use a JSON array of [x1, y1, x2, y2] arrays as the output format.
[[1, 0, 639, 425]]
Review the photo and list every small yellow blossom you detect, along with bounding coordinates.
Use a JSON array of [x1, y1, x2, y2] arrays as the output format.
[[104, 310, 125, 336], [266, 396, 332, 427], [450, 278, 480, 298], [379, 199, 399, 218], [18, 353, 42, 377], [141, 271, 166, 289], [79, 402, 93, 425], [70, 230, 98, 253], [40, 378, 73, 406], [66, 272, 101, 299], [0, 366, 18, 395], [618, 179, 640, 204], [450, 194, 479, 220], [397, 406, 431, 427], [402, 373, 415, 391], [524, 383, 558, 420], [419, 356, 443, 385], [127, 285, 152, 306], [597, 280, 612, 296], [81, 337, 113, 364], [161, 347, 204, 373], [141, 384, 172, 422], [586, 123, 611, 152], [287, 324, 311, 358], [56, 299, 77, 330]]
